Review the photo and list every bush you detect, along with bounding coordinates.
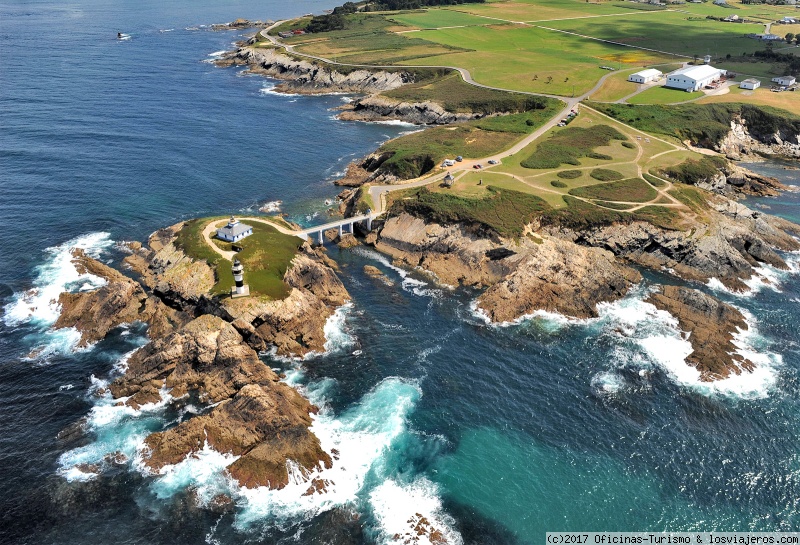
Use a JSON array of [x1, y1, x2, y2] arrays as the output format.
[[660, 156, 728, 185], [622, 141, 636, 149], [521, 125, 627, 169], [551, 180, 568, 188], [587, 152, 613, 160], [569, 178, 658, 202], [590, 168, 624, 181], [557, 170, 582, 179]]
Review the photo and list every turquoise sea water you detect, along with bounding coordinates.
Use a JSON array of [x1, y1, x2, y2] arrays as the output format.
[[3, 1, 800, 543]]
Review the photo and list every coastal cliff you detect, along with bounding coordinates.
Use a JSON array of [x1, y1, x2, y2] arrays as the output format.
[[337, 95, 480, 125], [716, 114, 800, 161], [54, 219, 349, 489], [216, 46, 414, 95], [373, 213, 642, 321]]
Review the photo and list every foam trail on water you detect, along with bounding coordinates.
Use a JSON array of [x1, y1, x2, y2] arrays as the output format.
[[322, 301, 356, 354], [369, 478, 463, 545], [468, 299, 580, 331], [58, 345, 165, 481], [351, 246, 441, 298]]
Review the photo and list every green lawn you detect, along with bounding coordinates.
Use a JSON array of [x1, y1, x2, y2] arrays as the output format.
[[377, 102, 563, 179], [176, 218, 301, 299], [442, 0, 654, 23], [627, 86, 704, 104]]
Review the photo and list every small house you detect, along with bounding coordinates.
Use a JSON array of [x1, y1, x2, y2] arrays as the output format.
[[740, 78, 761, 90], [781, 16, 797, 23], [628, 68, 663, 84], [772, 76, 797, 86], [216, 216, 253, 243]]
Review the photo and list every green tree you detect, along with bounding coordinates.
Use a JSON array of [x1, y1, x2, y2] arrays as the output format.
[[786, 32, 795, 44]]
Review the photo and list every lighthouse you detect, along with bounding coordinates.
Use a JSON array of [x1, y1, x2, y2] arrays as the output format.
[[230, 258, 250, 298]]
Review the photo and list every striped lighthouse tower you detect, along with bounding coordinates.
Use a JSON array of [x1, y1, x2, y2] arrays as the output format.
[[231, 258, 249, 297]]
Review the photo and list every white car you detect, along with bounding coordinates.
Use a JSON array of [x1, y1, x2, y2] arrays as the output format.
[[488, 159, 499, 165]]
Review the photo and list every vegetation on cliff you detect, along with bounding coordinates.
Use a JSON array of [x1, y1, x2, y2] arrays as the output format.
[[588, 102, 800, 147]]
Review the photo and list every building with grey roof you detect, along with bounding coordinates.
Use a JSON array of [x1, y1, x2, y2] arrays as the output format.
[[216, 216, 253, 243]]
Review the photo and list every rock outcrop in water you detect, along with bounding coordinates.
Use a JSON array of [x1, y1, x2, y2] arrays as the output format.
[[54, 219, 349, 489], [646, 285, 753, 381]]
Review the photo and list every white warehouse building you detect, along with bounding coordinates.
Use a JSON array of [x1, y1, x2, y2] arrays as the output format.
[[628, 68, 663, 84], [664, 65, 723, 92]]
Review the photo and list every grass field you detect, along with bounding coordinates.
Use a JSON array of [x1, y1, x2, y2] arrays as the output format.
[[401, 24, 672, 96], [176, 218, 300, 299], [627, 86, 704, 104], [382, 70, 555, 114], [437, 1, 656, 23], [699, 85, 800, 116], [543, 11, 768, 58], [387, 9, 496, 29], [376, 100, 563, 179]]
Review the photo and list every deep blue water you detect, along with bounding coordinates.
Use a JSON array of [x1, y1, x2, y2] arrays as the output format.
[[3, 2, 800, 544]]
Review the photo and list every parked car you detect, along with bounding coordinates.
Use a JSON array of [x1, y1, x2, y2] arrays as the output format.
[[442, 159, 455, 167], [455, 156, 463, 162], [488, 159, 499, 165], [473, 164, 482, 169]]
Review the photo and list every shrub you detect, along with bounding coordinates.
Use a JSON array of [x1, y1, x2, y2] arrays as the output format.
[[622, 141, 636, 149], [521, 125, 627, 169], [587, 152, 613, 160], [557, 170, 582, 179], [551, 180, 568, 188], [569, 178, 658, 202], [590, 168, 624, 181]]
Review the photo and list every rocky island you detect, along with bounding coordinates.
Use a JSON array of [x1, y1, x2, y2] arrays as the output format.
[[55, 219, 348, 490]]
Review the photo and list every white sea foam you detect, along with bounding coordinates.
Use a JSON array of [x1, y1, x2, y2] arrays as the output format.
[[207, 50, 227, 58], [148, 440, 239, 501], [159, 28, 174, 33], [3, 232, 113, 328], [3, 232, 115, 359], [351, 247, 442, 298], [596, 292, 779, 398], [468, 298, 579, 331], [369, 478, 463, 545], [258, 200, 282, 213], [230, 377, 422, 528], [322, 302, 356, 354]]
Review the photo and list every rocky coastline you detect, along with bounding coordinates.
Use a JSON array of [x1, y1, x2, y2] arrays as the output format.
[[363, 195, 798, 380], [55, 221, 349, 490]]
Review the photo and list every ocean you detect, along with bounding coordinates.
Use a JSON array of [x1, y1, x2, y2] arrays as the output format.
[[2, 1, 800, 543]]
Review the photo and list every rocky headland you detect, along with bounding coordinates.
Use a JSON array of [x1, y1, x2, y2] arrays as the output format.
[[55, 220, 349, 489], [216, 46, 414, 95]]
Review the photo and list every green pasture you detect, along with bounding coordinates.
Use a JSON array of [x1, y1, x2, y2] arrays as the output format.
[[442, 0, 650, 23]]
